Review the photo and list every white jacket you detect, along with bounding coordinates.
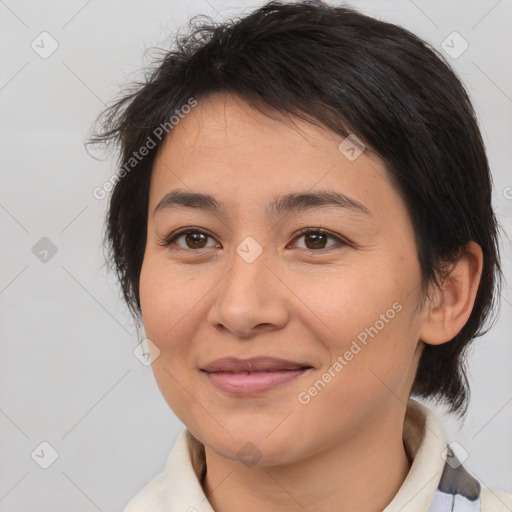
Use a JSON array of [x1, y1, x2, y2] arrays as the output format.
[[123, 399, 512, 511]]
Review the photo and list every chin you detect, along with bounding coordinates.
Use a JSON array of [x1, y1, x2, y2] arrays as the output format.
[[201, 425, 304, 467]]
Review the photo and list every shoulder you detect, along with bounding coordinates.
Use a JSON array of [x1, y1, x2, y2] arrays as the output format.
[[122, 429, 206, 512], [122, 472, 166, 512], [480, 487, 512, 511]]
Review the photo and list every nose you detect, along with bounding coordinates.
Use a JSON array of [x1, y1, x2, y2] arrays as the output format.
[[206, 245, 290, 338]]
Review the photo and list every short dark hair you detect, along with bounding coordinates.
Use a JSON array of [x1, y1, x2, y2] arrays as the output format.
[[89, 0, 503, 418]]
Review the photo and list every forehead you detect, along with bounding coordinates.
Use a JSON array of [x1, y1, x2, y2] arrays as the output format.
[[159, 93, 339, 158], [149, 93, 395, 220]]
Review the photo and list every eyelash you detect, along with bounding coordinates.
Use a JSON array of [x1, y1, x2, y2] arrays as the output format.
[[158, 227, 348, 253]]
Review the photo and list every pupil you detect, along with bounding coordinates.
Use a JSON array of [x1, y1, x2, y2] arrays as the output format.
[[306, 233, 325, 249], [187, 232, 207, 248]]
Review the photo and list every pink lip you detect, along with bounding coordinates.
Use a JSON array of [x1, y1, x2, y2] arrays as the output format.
[[203, 368, 311, 395]]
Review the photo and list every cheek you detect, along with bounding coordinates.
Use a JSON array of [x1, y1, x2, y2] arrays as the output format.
[[291, 262, 399, 342], [139, 256, 201, 420], [139, 259, 165, 339], [296, 259, 421, 387], [331, 301, 420, 409], [138, 254, 215, 386], [139, 256, 198, 342]]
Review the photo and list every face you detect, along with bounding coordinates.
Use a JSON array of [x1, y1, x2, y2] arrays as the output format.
[[139, 92, 427, 466]]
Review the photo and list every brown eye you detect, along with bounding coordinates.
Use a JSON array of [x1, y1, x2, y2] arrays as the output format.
[[290, 228, 346, 251], [163, 229, 219, 250], [181, 232, 209, 249]]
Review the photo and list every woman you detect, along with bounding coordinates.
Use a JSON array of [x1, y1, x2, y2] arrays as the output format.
[[90, 1, 511, 510]]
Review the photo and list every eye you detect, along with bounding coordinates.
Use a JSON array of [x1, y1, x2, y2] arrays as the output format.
[[288, 228, 347, 251], [159, 228, 219, 250], [159, 227, 348, 252]]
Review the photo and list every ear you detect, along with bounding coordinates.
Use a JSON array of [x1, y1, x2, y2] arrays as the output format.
[[419, 241, 484, 346]]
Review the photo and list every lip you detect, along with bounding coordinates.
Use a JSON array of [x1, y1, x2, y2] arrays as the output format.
[[200, 357, 313, 395], [201, 356, 312, 373]]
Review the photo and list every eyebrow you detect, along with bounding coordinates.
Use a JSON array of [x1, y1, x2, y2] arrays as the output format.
[[153, 188, 371, 217]]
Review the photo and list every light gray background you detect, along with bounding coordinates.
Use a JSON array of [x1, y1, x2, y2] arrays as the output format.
[[1, 0, 511, 510]]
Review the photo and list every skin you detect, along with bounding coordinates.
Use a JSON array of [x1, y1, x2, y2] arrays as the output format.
[[139, 92, 483, 512]]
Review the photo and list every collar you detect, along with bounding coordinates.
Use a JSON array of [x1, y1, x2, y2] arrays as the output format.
[[124, 399, 453, 512]]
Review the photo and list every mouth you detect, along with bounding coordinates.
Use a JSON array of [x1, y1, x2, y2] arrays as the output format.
[[201, 356, 313, 373], [200, 357, 314, 395]]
